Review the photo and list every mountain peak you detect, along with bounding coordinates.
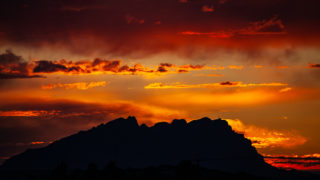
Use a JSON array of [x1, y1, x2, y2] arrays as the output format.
[[105, 116, 138, 128], [171, 119, 187, 127], [1, 116, 275, 176]]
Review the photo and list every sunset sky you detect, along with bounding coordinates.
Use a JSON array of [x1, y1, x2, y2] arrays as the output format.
[[0, 0, 320, 171]]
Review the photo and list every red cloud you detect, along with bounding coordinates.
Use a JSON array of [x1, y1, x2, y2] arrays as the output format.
[[238, 16, 287, 36], [1, 0, 319, 59], [202, 5, 214, 12], [179, 0, 188, 3], [309, 64, 320, 68], [264, 154, 320, 171], [125, 14, 145, 24], [181, 16, 287, 39]]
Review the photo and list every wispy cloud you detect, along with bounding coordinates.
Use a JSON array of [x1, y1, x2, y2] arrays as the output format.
[[264, 154, 320, 171], [228, 65, 243, 70], [144, 81, 288, 89], [0, 110, 59, 116], [181, 16, 287, 38], [196, 73, 224, 77], [181, 31, 232, 38], [41, 81, 108, 90], [279, 87, 292, 93]]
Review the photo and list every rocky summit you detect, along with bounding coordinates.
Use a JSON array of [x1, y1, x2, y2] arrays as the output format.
[[2, 116, 276, 176]]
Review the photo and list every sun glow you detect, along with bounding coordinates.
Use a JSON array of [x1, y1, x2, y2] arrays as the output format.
[[264, 154, 320, 171], [226, 119, 307, 149]]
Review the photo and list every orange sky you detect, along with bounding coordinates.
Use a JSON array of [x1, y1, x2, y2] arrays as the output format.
[[0, 0, 320, 171]]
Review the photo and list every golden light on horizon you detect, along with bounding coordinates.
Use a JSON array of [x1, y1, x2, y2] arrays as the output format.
[[226, 119, 307, 149]]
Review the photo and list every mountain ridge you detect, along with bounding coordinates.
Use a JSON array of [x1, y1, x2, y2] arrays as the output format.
[[1, 116, 276, 176]]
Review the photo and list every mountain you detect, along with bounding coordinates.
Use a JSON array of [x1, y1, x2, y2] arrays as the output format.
[[1, 117, 277, 176]]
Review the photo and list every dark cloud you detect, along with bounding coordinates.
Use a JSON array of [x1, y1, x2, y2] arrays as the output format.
[[159, 63, 174, 68], [0, 0, 319, 57], [309, 64, 320, 68], [0, 51, 208, 78], [32, 59, 143, 74], [118, 65, 130, 72], [157, 66, 168, 73], [220, 81, 238, 86], [0, 50, 44, 79], [237, 16, 286, 36], [29, 58, 203, 75], [178, 69, 188, 73], [0, 50, 22, 65], [33, 60, 75, 73], [156, 63, 174, 73], [101, 61, 121, 72]]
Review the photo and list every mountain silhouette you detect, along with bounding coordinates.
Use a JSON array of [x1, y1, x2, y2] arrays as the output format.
[[1, 117, 278, 176]]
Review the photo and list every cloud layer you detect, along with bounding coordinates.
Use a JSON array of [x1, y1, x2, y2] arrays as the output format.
[[226, 119, 306, 149], [144, 81, 288, 89], [0, 51, 210, 79], [0, 50, 43, 79], [41, 81, 107, 90], [0, 0, 319, 57]]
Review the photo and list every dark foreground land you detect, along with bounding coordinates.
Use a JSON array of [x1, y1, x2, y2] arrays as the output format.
[[1, 160, 320, 180]]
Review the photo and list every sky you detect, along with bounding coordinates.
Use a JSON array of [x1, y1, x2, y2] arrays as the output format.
[[0, 0, 320, 171]]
